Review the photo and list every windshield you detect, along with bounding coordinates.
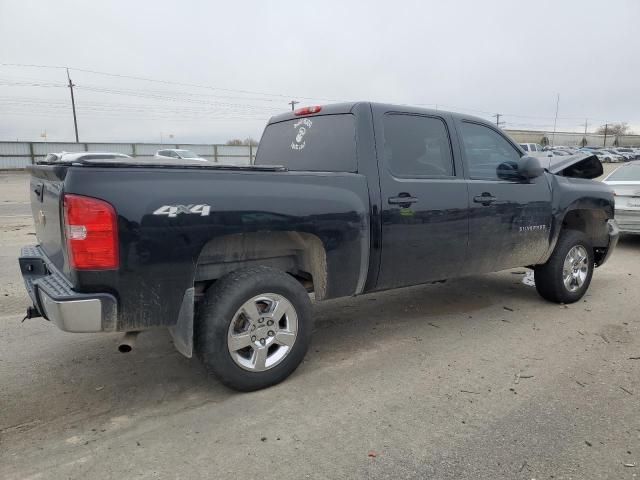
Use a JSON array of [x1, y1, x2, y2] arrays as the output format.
[[606, 164, 640, 181], [176, 150, 199, 158]]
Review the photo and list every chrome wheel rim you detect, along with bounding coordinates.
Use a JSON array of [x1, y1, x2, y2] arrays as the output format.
[[562, 245, 589, 292], [227, 293, 298, 372]]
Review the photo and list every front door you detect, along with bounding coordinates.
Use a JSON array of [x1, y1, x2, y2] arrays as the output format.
[[375, 111, 469, 290], [455, 120, 552, 274]]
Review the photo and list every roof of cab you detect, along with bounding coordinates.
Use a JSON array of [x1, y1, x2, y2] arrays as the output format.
[[266, 101, 490, 126]]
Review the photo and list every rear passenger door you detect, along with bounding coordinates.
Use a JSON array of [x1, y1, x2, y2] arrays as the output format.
[[455, 120, 552, 274], [375, 110, 469, 290]]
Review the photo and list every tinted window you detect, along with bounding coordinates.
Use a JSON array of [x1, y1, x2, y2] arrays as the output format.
[[255, 114, 356, 172], [520, 144, 530, 151], [459, 122, 521, 180], [383, 114, 454, 177]]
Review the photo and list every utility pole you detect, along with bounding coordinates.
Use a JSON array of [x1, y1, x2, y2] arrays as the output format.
[[551, 93, 559, 147], [603, 123, 608, 147], [582, 119, 588, 147], [288, 100, 299, 111], [493, 113, 505, 128], [66, 68, 79, 142]]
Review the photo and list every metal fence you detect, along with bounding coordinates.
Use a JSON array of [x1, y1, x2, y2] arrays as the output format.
[[505, 130, 640, 148], [3, 131, 640, 170], [0, 142, 256, 169]]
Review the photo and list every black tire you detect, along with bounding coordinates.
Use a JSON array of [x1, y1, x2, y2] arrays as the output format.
[[195, 266, 313, 391], [534, 230, 594, 304]]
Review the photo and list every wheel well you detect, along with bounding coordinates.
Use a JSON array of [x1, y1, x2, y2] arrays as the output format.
[[194, 232, 327, 299], [562, 209, 609, 249]]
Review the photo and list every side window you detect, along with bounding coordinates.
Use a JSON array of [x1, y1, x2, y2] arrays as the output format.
[[459, 122, 522, 180], [520, 144, 529, 151], [383, 114, 454, 177]]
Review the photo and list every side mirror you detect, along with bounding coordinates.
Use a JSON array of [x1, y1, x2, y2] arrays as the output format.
[[518, 156, 544, 179]]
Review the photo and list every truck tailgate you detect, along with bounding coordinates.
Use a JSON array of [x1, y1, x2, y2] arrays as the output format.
[[29, 166, 67, 273]]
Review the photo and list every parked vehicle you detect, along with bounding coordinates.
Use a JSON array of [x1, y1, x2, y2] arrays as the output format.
[[519, 143, 546, 153], [603, 161, 640, 234], [610, 147, 638, 161], [593, 150, 624, 163], [19, 102, 618, 391], [602, 149, 628, 162], [154, 149, 207, 161], [44, 152, 131, 162]]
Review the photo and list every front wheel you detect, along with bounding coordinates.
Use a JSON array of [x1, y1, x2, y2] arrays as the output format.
[[195, 266, 313, 391], [534, 230, 594, 304]]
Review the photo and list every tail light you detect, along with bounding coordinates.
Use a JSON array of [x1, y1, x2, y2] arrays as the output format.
[[63, 194, 119, 270], [294, 105, 322, 116]]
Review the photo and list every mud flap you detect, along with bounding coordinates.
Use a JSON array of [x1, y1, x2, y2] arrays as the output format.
[[169, 287, 194, 358]]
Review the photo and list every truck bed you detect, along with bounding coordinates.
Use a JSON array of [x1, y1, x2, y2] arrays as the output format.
[[28, 163, 371, 331]]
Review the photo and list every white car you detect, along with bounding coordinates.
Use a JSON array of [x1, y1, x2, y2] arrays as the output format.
[[603, 161, 640, 233], [43, 151, 131, 163], [611, 147, 638, 161], [154, 149, 207, 161], [593, 150, 624, 163], [519, 143, 545, 153]]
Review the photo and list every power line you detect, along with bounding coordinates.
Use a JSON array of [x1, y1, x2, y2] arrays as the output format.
[[0, 62, 340, 103], [1, 63, 637, 130]]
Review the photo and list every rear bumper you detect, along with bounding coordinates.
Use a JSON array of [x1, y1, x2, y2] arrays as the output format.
[[19, 245, 117, 332], [614, 209, 640, 234]]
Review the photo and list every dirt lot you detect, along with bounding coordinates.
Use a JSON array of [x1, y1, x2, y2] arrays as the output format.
[[1, 167, 639, 480]]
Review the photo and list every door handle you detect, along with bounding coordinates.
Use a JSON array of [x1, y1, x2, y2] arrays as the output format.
[[388, 194, 418, 206], [473, 193, 496, 205]]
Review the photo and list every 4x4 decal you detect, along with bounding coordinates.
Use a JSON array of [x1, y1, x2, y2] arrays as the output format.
[[153, 204, 211, 218]]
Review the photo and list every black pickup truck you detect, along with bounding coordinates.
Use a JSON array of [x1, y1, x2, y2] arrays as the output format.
[[19, 102, 619, 390]]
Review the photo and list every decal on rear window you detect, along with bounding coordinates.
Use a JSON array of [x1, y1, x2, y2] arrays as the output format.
[[291, 118, 312, 151]]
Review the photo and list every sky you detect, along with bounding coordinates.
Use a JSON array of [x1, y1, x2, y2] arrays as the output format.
[[1, 0, 639, 143]]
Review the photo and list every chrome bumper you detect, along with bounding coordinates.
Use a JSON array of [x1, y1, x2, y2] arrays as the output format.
[[19, 245, 117, 332], [615, 209, 640, 234]]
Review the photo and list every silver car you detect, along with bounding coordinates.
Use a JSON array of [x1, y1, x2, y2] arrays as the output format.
[[603, 161, 640, 233], [154, 149, 207, 161], [593, 149, 624, 163]]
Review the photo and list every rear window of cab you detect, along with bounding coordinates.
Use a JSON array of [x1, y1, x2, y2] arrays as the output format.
[[255, 114, 357, 172]]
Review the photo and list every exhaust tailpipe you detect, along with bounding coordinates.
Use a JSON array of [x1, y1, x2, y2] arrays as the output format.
[[118, 331, 140, 353]]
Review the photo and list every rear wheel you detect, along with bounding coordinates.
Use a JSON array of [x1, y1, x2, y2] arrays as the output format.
[[534, 230, 594, 303], [195, 266, 313, 391]]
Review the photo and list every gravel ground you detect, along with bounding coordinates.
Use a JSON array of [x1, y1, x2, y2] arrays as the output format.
[[1, 167, 639, 480]]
